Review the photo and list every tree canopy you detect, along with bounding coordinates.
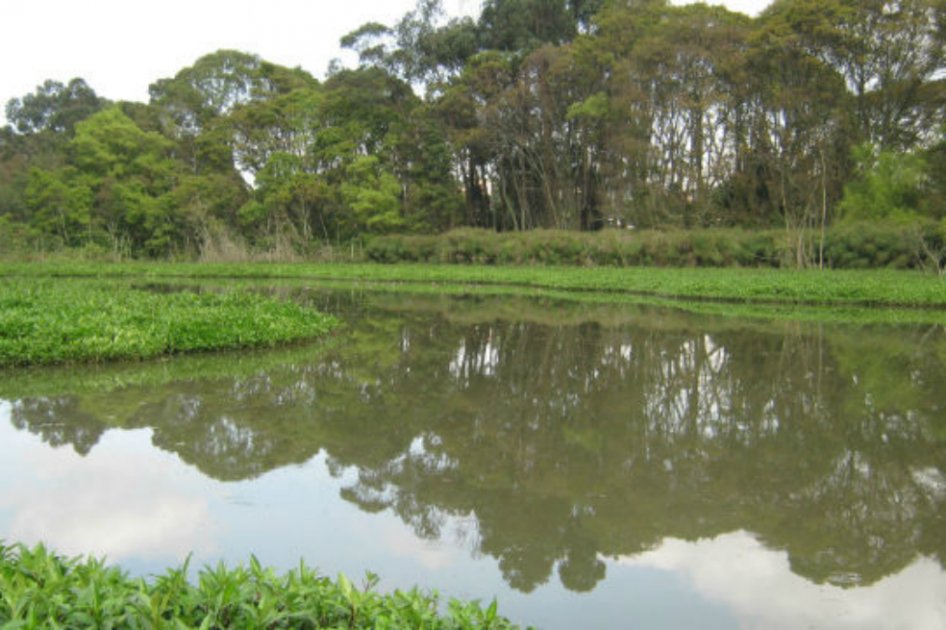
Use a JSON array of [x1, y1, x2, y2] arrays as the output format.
[[1, 0, 943, 260]]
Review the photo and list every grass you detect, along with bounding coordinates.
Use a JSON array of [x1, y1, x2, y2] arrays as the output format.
[[0, 278, 338, 367], [0, 541, 518, 629], [2, 261, 945, 309]]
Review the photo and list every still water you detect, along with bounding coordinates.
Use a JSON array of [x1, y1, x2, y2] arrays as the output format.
[[1, 285, 945, 628]]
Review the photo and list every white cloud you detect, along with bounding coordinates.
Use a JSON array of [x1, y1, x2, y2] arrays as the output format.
[[382, 524, 462, 571], [0, 428, 215, 561], [616, 531, 946, 630]]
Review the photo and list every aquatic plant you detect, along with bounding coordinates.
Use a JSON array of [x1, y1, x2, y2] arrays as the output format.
[[0, 542, 517, 628], [0, 279, 338, 367], [2, 261, 944, 309]]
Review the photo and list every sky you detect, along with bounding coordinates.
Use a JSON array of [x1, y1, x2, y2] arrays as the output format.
[[0, 0, 771, 124]]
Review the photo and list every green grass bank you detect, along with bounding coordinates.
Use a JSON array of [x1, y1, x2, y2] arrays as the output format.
[[0, 542, 517, 629], [2, 261, 945, 309], [0, 278, 338, 367]]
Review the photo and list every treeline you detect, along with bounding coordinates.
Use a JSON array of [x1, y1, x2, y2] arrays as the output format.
[[0, 0, 944, 262]]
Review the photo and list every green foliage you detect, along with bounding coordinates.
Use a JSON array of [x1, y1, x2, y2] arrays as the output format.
[[0, 0, 943, 259], [839, 145, 930, 222], [4, 78, 104, 136], [821, 220, 933, 269], [0, 279, 338, 366], [366, 226, 946, 270], [0, 541, 519, 629], [23, 167, 93, 247], [341, 156, 405, 233], [3, 260, 946, 310]]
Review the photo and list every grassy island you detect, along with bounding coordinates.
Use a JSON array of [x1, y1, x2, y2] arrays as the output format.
[[0, 278, 337, 367]]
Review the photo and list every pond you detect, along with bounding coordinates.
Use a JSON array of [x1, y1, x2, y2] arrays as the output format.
[[1, 284, 945, 629]]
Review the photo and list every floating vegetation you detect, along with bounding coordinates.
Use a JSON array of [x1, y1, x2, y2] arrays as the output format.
[[0, 278, 338, 367]]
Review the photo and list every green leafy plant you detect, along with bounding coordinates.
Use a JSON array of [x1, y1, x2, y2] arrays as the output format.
[[0, 279, 338, 367], [0, 542, 520, 629]]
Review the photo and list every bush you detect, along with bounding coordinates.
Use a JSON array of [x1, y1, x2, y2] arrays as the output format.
[[822, 221, 933, 270], [365, 223, 944, 270]]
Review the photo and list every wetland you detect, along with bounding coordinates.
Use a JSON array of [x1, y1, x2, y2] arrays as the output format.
[[1, 282, 945, 628]]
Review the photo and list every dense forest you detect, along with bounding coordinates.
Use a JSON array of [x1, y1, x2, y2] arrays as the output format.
[[0, 0, 943, 261]]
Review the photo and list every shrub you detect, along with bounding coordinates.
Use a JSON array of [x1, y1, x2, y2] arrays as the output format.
[[365, 223, 944, 270]]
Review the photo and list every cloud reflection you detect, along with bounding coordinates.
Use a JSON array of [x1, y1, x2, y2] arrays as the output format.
[[0, 424, 215, 562], [616, 531, 946, 630]]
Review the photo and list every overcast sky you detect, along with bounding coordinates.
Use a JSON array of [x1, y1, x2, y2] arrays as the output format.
[[1, 0, 770, 123]]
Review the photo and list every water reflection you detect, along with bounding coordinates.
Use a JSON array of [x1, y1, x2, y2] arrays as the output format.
[[620, 531, 946, 630], [2, 290, 945, 601], [0, 416, 215, 560]]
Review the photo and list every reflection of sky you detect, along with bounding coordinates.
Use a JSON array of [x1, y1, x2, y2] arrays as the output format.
[[1, 399, 944, 629], [616, 531, 946, 630], [0, 404, 215, 565]]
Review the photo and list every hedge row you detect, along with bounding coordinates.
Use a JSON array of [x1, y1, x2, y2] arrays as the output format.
[[366, 222, 946, 269]]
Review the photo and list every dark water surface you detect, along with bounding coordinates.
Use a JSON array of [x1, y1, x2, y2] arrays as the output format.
[[2, 285, 945, 629]]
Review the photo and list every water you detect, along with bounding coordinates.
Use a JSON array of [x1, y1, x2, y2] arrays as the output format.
[[1, 285, 945, 629]]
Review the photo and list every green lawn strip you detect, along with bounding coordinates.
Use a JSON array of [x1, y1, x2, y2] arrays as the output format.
[[0, 541, 518, 629], [0, 279, 338, 367], [1, 262, 944, 309]]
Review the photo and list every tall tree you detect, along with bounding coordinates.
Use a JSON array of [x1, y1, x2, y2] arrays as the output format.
[[764, 0, 946, 149], [5, 78, 104, 136]]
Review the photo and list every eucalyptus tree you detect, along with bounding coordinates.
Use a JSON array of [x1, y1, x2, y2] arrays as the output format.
[[763, 0, 946, 149], [608, 4, 753, 227], [432, 51, 516, 228], [229, 62, 460, 243], [481, 42, 609, 230], [5, 78, 104, 137], [737, 6, 853, 263], [341, 0, 479, 89], [477, 0, 578, 52], [148, 50, 319, 174]]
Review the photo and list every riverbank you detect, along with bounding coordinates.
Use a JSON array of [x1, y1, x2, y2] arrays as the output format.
[[2, 261, 944, 309], [0, 542, 516, 628], [0, 278, 338, 367]]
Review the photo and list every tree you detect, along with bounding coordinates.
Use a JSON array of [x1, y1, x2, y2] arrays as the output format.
[[764, 0, 946, 149], [23, 167, 92, 247], [478, 0, 577, 52], [839, 144, 930, 221], [68, 107, 178, 255], [149, 51, 318, 176], [5, 78, 104, 136], [340, 155, 405, 233]]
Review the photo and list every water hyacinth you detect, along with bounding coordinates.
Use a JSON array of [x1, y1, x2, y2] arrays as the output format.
[[2, 260, 944, 309], [0, 279, 338, 367]]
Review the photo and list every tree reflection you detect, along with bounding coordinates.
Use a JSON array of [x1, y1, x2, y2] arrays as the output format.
[[6, 293, 946, 593]]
